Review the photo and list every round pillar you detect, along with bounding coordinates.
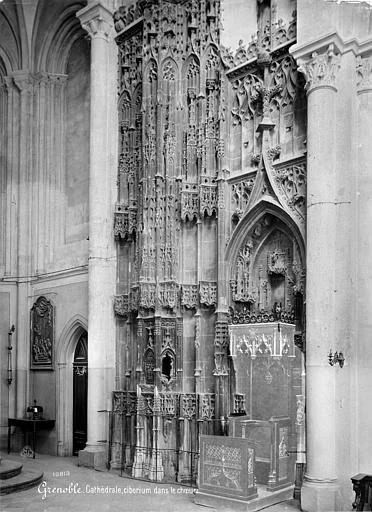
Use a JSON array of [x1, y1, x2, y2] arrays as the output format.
[[297, 45, 341, 511], [77, 2, 117, 468]]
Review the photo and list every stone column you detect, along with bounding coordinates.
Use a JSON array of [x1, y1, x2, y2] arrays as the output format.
[[77, 2, 117, 468], [356, 55, 372, 472], [293, 44, 341, 512]]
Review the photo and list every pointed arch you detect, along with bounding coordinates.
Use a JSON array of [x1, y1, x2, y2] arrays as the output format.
[[225, 199, 305, 281], [182, 53, 200, 91], [56, 313, 87, 363], [56, 314, 87, 456], [0, 9, 22, 71], [34, 2, 86, 73], [161, 56, 178, 81]]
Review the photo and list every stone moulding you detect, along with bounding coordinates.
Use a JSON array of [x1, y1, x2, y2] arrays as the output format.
[[229, 322, 296, 358], [112, 390, 215, 420]]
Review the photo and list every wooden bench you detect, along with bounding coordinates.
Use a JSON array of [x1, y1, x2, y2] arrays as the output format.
[[351, 474, 372, 510]]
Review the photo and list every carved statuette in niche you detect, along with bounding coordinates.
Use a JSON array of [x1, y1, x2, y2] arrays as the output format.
[[30, 296, 54, 370]]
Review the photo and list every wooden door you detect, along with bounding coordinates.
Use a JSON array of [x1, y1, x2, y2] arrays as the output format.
[[73, 332, 88, 455]]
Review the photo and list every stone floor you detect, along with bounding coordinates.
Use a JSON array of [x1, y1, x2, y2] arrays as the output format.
[[1, 453, 301, 512]]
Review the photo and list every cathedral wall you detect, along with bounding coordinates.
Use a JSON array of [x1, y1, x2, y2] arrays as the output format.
[[296, 0, 372, 46], [28, 277, 88, 455], [0, 0, 90, 454], [0, 286, 16, 450], [220, 0, 257, 51], [65, 37, 90, 244]]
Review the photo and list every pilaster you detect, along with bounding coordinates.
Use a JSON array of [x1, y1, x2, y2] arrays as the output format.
[[356, 53, 372, 474], [11, 73, 34, 419]]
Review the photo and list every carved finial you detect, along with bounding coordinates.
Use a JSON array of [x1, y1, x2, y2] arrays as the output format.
[[256, 46, 272, 67]]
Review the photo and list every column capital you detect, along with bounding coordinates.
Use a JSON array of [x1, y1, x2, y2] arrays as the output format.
[[10, 71, 34, 93], [356, 55, 372, 94], [297, 44, 341, 94], [77, 2, 114, 41], [3, 76, 14, 91]]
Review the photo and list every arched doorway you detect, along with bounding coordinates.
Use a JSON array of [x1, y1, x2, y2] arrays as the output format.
[[73, 332, 88, 454], [56, 316, 88, 457]]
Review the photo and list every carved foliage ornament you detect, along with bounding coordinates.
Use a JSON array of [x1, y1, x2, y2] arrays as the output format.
[[181, 284, 198, 309], [30, 296, 54, 369], [80, 5, 114, 40], [221, 12, 296, 69], [139, 282, 156, 309], [114, 289, 139, 316], [231, 179, 255, 219], [274, 162, 306, 221], [356, 55, 372, 92], [199, 281, 217, 307], [158, 281, 178, 309], [112, 390, 215, 421], [297, 44, 341, 93]]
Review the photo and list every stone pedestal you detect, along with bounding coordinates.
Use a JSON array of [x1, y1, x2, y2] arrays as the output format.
[[77, 2, 116, 469]]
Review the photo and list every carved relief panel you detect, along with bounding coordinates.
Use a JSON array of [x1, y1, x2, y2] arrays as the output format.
[[30, 296, 54, 370]]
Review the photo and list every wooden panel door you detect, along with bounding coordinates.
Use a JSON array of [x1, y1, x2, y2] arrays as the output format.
[[73, 332, 88, 455]]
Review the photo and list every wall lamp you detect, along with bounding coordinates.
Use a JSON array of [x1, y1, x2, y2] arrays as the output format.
[[328, 348, 345, 368], [7, 325, 15, 385]]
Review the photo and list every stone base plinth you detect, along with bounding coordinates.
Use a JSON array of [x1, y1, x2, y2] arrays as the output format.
[[301, 479, 340, 512], [78, 447, 107, 471], [194, 485, 293, 511]]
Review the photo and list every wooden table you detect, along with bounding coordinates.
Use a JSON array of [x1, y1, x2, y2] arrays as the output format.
[[8, 418, 55, 459]]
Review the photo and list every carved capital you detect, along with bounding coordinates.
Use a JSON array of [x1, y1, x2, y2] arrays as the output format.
[[297, 45, 341, 94], [3, 76, 14, 92], [356, 55, 372, 93], [77, 3, 114, 41], [11, 72, 34, 94]]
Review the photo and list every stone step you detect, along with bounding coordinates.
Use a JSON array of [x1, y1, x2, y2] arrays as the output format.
[[0, 467, 43, 495], [0, 460, 23, 480]]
